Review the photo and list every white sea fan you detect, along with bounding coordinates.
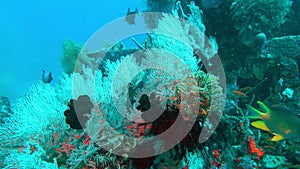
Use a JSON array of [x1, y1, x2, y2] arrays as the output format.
[[2, 81, 69, 141], [0, 80, 69, 168], [0, 69, 100, 168]]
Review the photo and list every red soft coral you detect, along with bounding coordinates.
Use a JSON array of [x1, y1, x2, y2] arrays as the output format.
[[248, 136, 264, 160]]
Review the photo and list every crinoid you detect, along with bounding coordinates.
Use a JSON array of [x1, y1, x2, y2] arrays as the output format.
[[170, 70, 222, 121], [86, 153, 115, 169]]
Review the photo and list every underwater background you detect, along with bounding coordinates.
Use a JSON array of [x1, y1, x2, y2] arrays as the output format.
[[0, 0, 300, 168], [0, 0, 146, 102]]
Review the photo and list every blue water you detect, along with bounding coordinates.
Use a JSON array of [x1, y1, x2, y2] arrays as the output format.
[[0, 0, 146, 102]]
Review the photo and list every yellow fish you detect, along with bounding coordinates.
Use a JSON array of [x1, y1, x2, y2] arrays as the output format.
[[246, 101, 300, 141]]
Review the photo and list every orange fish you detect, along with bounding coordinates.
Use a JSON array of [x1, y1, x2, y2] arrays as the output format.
[[231, 90, 246, 97], [170, 96, 177, 101]]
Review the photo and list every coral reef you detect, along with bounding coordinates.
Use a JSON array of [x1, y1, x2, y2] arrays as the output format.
[[0, 96, 12, 124], [231, 0, 292, 46], [267, 35, 300, 62], [273, 0, 300, 36]]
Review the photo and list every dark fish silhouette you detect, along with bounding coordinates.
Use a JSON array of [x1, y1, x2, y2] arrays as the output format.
[[42, 70, 53, 83], [125, 7, 138, 25], [64, 95, 93, 130], [136, 94, 151, 112]]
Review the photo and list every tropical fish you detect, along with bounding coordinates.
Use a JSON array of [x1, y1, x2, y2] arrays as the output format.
[[231, 90, 246, 97], [64, 95, 93, 130], [246, 101, 300, 141], [125, 7, 138, 25], [42, 70, 53, 83]]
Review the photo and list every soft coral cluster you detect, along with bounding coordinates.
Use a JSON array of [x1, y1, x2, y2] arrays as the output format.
[[248, 136, 264, 160]]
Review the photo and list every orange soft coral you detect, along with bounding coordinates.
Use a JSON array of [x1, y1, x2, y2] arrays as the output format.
[[248, 136, 264, 160]]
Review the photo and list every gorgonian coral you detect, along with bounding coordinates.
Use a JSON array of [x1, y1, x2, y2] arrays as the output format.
[[1, 2, 226, 168]]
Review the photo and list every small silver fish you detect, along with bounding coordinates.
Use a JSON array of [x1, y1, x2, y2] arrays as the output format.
[[42, 70, 53, 83]]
